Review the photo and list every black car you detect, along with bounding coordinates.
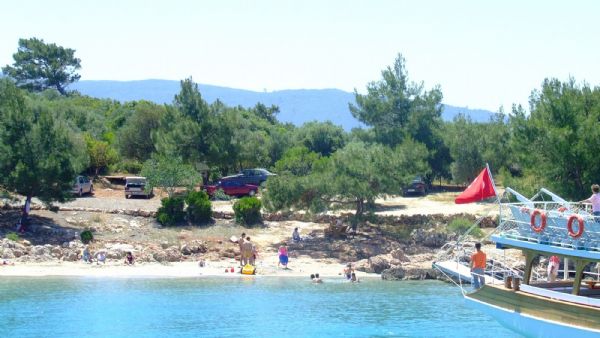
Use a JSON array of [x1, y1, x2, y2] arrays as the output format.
[[403, 176, 428, 196], [220, 168, 276, 186]]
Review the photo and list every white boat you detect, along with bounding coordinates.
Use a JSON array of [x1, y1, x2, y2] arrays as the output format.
[[435, 184, 600, 337]]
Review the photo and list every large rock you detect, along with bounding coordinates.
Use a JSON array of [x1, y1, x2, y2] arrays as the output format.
[[1, 248, 15, 259], [368, 255, 391, 274], [411, 228, 448, 248], [381, 267, 406, 280], [353, 259, 370, 272], [403, 268, 442, 280], [62, 250, 79, 261], [165, 247, 181, 262], [152, 250, 168, 263], [390, 249, 410, 262]]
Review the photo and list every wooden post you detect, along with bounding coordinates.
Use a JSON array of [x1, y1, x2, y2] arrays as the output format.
[[523, 251, 537, 285], [572, 259, 588, 296]]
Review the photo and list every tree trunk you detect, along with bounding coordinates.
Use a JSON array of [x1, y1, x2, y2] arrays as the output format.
[[19, 195, 32, 232], [355, 199, 364, 218]]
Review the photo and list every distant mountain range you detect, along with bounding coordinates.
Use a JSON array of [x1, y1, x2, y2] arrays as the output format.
[[71, 79, 497, 130]]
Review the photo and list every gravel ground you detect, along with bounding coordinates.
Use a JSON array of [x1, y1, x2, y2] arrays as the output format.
[[57, 188, 235, 213]]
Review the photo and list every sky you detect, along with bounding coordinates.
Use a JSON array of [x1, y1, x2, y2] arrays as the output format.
[[2, 0, 600, 112]]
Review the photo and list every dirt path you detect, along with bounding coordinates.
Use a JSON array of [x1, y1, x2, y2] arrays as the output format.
[[57, 189, 497, 217]]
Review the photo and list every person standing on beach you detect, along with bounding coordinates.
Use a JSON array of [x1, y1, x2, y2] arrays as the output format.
[[470, 243, 486, 289], [238, 233, 246, 266], [241, 236, 254, 266], [581, 184, 600, 219], [278, 244, 289, 269]]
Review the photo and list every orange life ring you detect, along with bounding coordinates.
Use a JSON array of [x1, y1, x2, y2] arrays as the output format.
[[567, 214, 584, 238], [530, 209, 547, 233]]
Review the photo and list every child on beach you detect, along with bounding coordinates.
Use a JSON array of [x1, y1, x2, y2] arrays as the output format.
[[124, 251, 135, 265], [350, 272, 359, 283], [278, 244, 289, 269], [82, 246, 92, 264], [96, 251, 106, 265], [313, 273, 322, 283]]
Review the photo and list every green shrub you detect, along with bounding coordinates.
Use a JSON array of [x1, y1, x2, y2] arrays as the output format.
[[186, 190, 212, 224], [233, 197, 262, 225], [6, 232, 19, 242], [156, 196, 185, 226], [448, 217, 483, 238], [80, 230, 94, 244], [212, 188, 231, 201]]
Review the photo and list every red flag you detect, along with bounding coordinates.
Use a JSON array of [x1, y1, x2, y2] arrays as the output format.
[[455, 167, 497, 204]]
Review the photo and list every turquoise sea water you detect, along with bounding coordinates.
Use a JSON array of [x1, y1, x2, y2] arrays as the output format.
[[0, 277, 521, 337]]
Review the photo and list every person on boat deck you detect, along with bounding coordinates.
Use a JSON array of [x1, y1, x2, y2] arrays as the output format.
[[470, 243, 486, 289], [292, 227, 302, 242], [278, 244, 289, 268], [547, 255, 560, 282], [581, 184, 600, 218]]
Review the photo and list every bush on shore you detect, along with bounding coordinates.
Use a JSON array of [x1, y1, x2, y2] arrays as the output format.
[[185, 190, 212, 224], [233, 197, 262, 225], [157, 196, 186, 226]]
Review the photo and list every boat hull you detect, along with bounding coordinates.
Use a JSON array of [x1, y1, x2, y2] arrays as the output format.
[[464, 285, 600, 337]]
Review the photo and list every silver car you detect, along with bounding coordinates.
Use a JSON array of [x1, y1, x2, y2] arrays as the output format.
[[72, 175, 93, 196], [125, 176, 153, 199]]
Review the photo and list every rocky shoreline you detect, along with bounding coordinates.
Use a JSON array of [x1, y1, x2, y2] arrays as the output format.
[[0, 205, 496, 280]]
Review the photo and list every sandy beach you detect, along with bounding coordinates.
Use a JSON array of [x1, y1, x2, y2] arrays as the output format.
[[0, 257, 378, 279]]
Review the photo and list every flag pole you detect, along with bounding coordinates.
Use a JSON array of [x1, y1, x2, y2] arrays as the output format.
[[486, 163, 503, 223], [485, 163, 499, 200]]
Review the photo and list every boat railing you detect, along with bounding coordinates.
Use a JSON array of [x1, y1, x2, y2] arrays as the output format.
[[497, 200, 600, 251]]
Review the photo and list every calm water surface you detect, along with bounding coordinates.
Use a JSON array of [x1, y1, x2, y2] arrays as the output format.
[[0, 277, 521, 337]]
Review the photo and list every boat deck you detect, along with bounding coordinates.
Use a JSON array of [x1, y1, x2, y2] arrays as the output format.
[[433, 260, 499, 284]]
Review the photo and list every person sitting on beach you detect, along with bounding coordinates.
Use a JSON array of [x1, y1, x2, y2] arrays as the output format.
[[343, 263, 354, 280], [2, 260, 14, 266], [292, 227, 302, 242], [82, 246, 93, 264], [313, 273, 322, 283], [124, 251, 135, 265], [278, 244, 289, 269], [350, 272, 359, 283], [96, 251, 106, 265]]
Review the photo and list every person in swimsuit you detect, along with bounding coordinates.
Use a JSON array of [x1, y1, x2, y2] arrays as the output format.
[[278, 244, 289, 268], [343, 263, 353, 280], [124, 251, 135, 265]]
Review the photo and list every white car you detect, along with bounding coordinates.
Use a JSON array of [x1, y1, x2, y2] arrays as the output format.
[[72, 175, 93, 196]]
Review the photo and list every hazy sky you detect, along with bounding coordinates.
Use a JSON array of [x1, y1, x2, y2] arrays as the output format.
[[2, 0, 599, 111]]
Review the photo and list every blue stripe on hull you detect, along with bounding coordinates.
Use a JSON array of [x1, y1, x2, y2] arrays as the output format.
[[465, 296, 600, 338]]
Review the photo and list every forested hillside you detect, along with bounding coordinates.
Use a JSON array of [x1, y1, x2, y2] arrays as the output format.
[[2, 38, 600, 217]]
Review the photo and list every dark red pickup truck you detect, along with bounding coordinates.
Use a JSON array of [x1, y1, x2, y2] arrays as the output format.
[[204, 180, 258, 197]]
